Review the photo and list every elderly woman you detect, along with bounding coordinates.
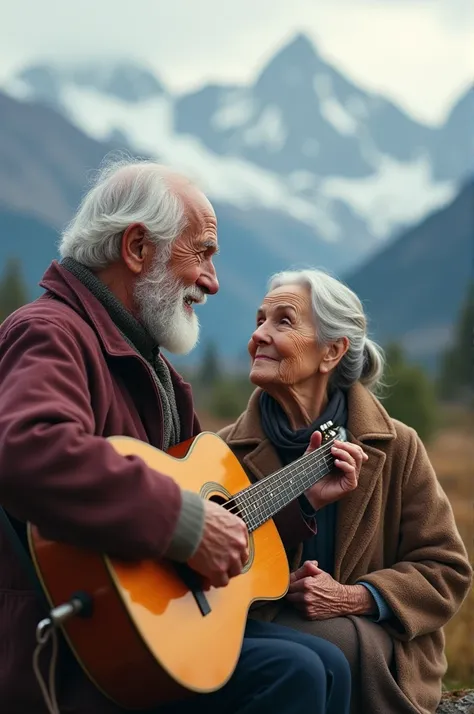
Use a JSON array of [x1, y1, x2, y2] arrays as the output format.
[[218, 269, 472, 714]]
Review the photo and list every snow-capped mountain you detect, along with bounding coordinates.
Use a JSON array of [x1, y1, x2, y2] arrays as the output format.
[[178, 34, 433, 176], [3, 33, 468, 273]]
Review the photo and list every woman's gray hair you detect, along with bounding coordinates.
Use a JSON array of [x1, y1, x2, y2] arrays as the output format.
[[58, 156, 187, 268], [268, 268, 385, 392]]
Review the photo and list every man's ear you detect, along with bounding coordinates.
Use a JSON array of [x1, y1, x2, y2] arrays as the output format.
[[121, 223, 150, 275]]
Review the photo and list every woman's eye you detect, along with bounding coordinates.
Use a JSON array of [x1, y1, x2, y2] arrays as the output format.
[[281, 317, 292, 326]]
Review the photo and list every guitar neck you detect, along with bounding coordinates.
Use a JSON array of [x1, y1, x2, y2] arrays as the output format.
[[232, 438, 337, 533]]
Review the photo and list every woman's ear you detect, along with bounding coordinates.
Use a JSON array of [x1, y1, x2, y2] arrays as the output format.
[[319, 337, 349, 374]]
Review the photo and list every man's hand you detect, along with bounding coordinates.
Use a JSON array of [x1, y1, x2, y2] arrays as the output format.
[[286, 560, 376, 619], [187, 499, 249, 588], [304, 431, 367, 511]]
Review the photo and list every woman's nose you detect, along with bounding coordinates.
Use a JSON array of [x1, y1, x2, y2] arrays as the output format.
[[252, 324, 271, 344]]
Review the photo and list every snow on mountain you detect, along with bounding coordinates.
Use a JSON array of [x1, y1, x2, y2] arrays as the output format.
[[9, 61, 165, 106], [3, 33, 468, 265], [5, 76, 343, 242], [321, 154, 454, 238], [176, 34, 451, 176]]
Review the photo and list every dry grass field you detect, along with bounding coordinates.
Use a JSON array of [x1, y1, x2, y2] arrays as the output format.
[[199, 407, 474, 687], [427, 409, 474, 687]]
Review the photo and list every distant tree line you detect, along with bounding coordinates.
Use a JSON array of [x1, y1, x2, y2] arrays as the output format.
[[0, 257, 472, 442], [0, 258, 29, 324], [437, 282, 474, 406]]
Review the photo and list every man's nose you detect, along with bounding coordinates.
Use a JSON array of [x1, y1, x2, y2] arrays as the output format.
[[197, 263, 219, 295]]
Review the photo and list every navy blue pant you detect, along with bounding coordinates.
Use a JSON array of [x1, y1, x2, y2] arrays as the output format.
[[164, 619, 351, 714]]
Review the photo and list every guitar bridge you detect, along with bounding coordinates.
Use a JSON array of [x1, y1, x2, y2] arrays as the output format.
[[173, 563, 211, 616]]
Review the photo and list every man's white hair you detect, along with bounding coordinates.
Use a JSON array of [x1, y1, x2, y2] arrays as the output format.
[[268, 268, 386, 393], [58, 155, 187, 268]]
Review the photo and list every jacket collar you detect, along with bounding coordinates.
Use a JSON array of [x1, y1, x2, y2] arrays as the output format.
[[225, 381, 396, 446], [39, 260, 138, 359], [38, 260, 188, 389]]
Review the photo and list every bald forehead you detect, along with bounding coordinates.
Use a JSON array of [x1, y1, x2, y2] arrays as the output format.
[[167, 173, 215, 217]]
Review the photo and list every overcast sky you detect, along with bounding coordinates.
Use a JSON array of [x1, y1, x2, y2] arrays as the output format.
[[1, 0, 472, 125]]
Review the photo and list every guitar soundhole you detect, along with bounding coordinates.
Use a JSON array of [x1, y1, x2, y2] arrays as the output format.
[[200, 482, 255, 573], [209, 493, 227, 507]]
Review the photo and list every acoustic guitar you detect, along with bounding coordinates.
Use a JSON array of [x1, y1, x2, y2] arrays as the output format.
[[28, 421, 346, 710]]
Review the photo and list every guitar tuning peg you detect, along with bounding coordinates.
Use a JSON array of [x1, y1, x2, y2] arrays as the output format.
[[338, 426, 348, 442]]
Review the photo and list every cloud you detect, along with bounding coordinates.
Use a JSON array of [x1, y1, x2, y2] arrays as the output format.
[[0, 0, 471, 124]]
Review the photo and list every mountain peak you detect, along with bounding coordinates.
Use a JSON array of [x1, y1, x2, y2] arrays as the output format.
[[446, 84, 473, 124], [274, 32, 319, 65], [255, 32, 322, 92], [73, 61, 165, 102], [288, 32, 317, 50], [17, 60, 165, 104]]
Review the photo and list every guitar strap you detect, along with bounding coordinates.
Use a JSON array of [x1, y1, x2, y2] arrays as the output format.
[[0, 506, 48, 609]]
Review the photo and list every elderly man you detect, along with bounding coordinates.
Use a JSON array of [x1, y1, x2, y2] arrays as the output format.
[[0, 159, 350, 714]]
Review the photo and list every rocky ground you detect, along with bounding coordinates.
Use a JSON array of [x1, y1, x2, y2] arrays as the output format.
[[437, 690, 474, 713]]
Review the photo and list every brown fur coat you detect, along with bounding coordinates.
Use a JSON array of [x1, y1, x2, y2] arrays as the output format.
[[218, 383, 472, 714]]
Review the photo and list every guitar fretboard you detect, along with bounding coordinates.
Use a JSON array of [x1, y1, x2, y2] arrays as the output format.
[[231, 438, 337, 532]]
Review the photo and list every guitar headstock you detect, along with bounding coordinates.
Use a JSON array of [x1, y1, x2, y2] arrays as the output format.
[[320, 421, 347, 443]]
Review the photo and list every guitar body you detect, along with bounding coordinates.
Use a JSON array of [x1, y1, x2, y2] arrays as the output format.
[[28, 432, 290, 710]]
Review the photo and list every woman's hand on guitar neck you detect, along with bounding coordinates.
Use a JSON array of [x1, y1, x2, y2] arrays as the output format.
[[304, 430, 367, 511], [187, 500, 249, 588]]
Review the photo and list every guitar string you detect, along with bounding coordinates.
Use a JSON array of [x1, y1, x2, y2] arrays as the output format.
[[225, 439, 336, 519], [233, 449, 333, 524], [221, 438, 339, 526], [233, 437, 336, 503], [237, 455, 334, 532]]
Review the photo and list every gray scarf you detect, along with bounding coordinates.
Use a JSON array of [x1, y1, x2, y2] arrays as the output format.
[[61, 257, 181, 449]]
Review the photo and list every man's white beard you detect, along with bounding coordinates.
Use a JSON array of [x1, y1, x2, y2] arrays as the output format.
[[134, 256, 206, 355]]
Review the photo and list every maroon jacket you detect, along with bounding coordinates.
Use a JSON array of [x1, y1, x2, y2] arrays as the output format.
[[0, 261, 200, 713]]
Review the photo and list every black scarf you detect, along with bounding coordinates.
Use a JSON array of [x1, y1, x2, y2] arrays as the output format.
[[259, 388, 348, 574]]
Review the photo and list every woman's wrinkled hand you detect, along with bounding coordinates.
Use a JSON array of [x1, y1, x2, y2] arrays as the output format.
[[286, 560, 350, 620], [304, 430, 367, 511]]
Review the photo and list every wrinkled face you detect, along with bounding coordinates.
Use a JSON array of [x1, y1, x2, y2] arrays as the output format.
[[249, 284, 327, 387], [135, 190, 219, 354]]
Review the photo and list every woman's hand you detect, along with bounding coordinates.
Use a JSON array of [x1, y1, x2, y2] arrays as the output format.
[[286, 560, 348, 619], [304, 430, 367, 511], [286, 561, 377, 619]]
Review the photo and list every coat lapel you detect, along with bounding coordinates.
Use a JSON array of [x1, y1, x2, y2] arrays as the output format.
[[334, 384, 396, 582], [243, 440, 281, 482], [333, 439, 387, 581], [224, 389, 281, 484]]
